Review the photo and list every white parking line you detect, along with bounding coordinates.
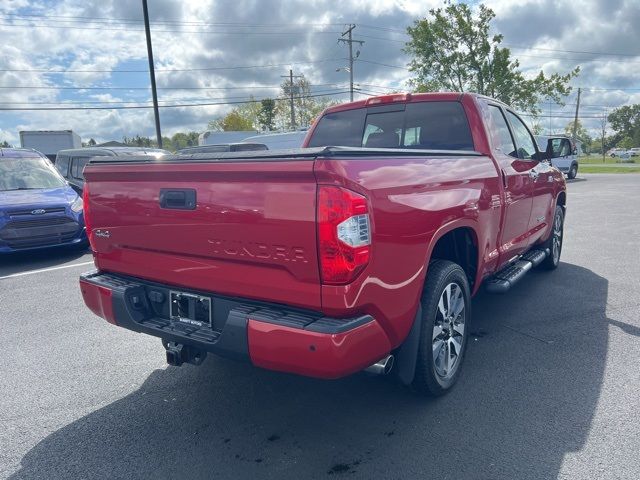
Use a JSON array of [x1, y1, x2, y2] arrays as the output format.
[[0, 261, 95, 280]]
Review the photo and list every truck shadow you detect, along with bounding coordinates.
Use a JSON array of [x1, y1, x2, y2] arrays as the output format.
[[11, 263, 613, 479]]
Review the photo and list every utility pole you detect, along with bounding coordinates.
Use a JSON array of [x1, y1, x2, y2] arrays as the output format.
[[338, 24, 364, 102], [571, 87, 581, 143], [142, 0, 162, 148], [600, 110, 607, 163], [281, 69, 302, 129]]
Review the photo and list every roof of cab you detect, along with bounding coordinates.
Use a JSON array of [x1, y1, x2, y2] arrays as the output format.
[[321, 91, 511, 116], [56, 146, 170, 157], [0, 147, 48, 158]]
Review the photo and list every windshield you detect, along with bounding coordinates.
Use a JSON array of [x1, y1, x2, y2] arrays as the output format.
[[0, 157, 67, 191]]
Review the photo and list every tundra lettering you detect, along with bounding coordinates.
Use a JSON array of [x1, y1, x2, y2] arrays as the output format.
[[207, 239, 309, 263]]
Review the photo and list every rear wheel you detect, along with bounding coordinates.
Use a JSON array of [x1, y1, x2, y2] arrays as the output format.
[[412, 260, 470, 396], [568, 164, 578, 179], [540, 205, 564, 270]]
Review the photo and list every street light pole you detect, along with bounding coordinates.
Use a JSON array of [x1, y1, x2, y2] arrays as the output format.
[[142, 0, 162, 148]]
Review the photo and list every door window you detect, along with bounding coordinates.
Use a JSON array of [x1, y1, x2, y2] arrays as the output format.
[[71, 157, 90, 180], [55, 155, 70, 177], [487, 105, 516, 156], [506, 111, 537, 159]]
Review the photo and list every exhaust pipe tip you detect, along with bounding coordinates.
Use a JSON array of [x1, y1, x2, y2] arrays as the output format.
[[364, 354, 394, 376]]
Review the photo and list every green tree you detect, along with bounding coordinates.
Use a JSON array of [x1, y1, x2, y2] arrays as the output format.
[[590, 139, 602, 154], [208, 110, 255, 131], [619, 136, 634, 149], [170, 132, 200, 150], [404, 2, 579, 114], [530, 118, 544, 135], [208, 98, 261, 131], [258, 98, 276, 131], [122, 135, 154, 147], [275, 74, 336, 129], [564, 120, 589, 141], [1, 140, 12, 148], [608, 105, 640, 147]]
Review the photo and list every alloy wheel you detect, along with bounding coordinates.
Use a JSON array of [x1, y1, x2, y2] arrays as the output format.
[[432, 282, 466, 379]]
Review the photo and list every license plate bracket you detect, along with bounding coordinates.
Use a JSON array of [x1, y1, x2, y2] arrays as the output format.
[[169, 291, 212, 327]]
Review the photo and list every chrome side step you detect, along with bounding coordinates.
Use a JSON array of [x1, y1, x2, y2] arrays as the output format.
[[485, 248, 549, 294]]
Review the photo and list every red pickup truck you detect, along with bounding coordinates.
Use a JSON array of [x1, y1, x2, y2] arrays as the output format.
[[79, 92, 566, 395]]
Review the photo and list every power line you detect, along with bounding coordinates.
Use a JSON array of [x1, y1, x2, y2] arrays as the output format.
[[504, 44, 640, 57], [0, 21, 341, 35], [0, 88, 347, 106], [358, 59, 409, 70], [0, 12, 344, 28], [0, 58, 343, 74], [0, 91, 351, 111], [0, 83, 346, 91]]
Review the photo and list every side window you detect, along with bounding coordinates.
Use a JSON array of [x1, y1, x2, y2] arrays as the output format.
[[550, 138, 563, 157], [71, 157, 89, 180], [506, 111, 537, 159], [559, 139, 572, 156], [487, 105, 516, 156], [55, 155, 70, 177]]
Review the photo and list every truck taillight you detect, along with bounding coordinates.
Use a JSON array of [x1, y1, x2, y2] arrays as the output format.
[[318, 186, 371, 284], [82, 185, 94, 251]]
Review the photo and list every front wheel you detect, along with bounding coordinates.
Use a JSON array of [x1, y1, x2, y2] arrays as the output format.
[[412, 260, 470, 396], [568, 164, 578, 179]]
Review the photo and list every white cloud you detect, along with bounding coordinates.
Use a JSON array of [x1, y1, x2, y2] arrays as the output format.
[[0, 0, 638, 143]]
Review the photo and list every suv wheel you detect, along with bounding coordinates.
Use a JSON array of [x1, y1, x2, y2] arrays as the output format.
[[412, 260, 470, 396]]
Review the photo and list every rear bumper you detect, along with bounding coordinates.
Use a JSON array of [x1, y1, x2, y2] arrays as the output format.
[[79, 271, 391, 379]]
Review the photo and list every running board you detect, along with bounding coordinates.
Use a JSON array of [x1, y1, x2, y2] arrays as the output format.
[[485, 248, 550, 294]]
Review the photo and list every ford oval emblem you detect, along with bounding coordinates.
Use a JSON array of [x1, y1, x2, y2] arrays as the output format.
[[31, 209, 46, 215]]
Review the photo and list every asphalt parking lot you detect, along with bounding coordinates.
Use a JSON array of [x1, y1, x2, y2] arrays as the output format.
[[1, 174, 639, 480]]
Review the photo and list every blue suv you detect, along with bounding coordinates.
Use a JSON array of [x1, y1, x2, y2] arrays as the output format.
[[0, 148, 87, 253]]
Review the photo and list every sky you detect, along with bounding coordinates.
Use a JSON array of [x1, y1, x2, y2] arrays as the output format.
[[0, 0, 639, 145]]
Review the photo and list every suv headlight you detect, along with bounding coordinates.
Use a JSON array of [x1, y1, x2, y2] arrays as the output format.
[[71, 196, 84, 213]]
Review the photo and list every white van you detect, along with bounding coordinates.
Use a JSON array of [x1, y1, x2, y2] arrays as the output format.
[[535, 135, 579, 179]]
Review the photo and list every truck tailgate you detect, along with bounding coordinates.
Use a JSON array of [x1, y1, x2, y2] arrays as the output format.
[[83, 159, 321, 309]]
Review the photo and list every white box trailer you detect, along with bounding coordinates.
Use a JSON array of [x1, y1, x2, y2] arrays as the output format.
[[19, 130, 82, 162]]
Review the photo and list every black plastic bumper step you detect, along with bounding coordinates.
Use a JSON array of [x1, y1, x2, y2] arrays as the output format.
[[485, 249, 549, 294]]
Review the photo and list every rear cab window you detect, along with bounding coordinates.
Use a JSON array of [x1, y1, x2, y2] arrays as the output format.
[[308, 101, 474, 150]]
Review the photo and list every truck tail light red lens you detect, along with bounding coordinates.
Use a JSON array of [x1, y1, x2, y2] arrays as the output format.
[[318, 186, 371, 284], [82, 185, 94, 250]]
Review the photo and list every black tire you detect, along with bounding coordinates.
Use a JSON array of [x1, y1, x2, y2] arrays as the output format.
[[540, 205, 564, 270], [412, 260, 471, 396], [568, 164, 578, 180]]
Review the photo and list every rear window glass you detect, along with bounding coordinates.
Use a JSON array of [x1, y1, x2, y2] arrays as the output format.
[[308, 101, 474, 150]]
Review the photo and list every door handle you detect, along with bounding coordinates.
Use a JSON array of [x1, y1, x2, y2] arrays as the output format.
[[159, 189, 196, 210]]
